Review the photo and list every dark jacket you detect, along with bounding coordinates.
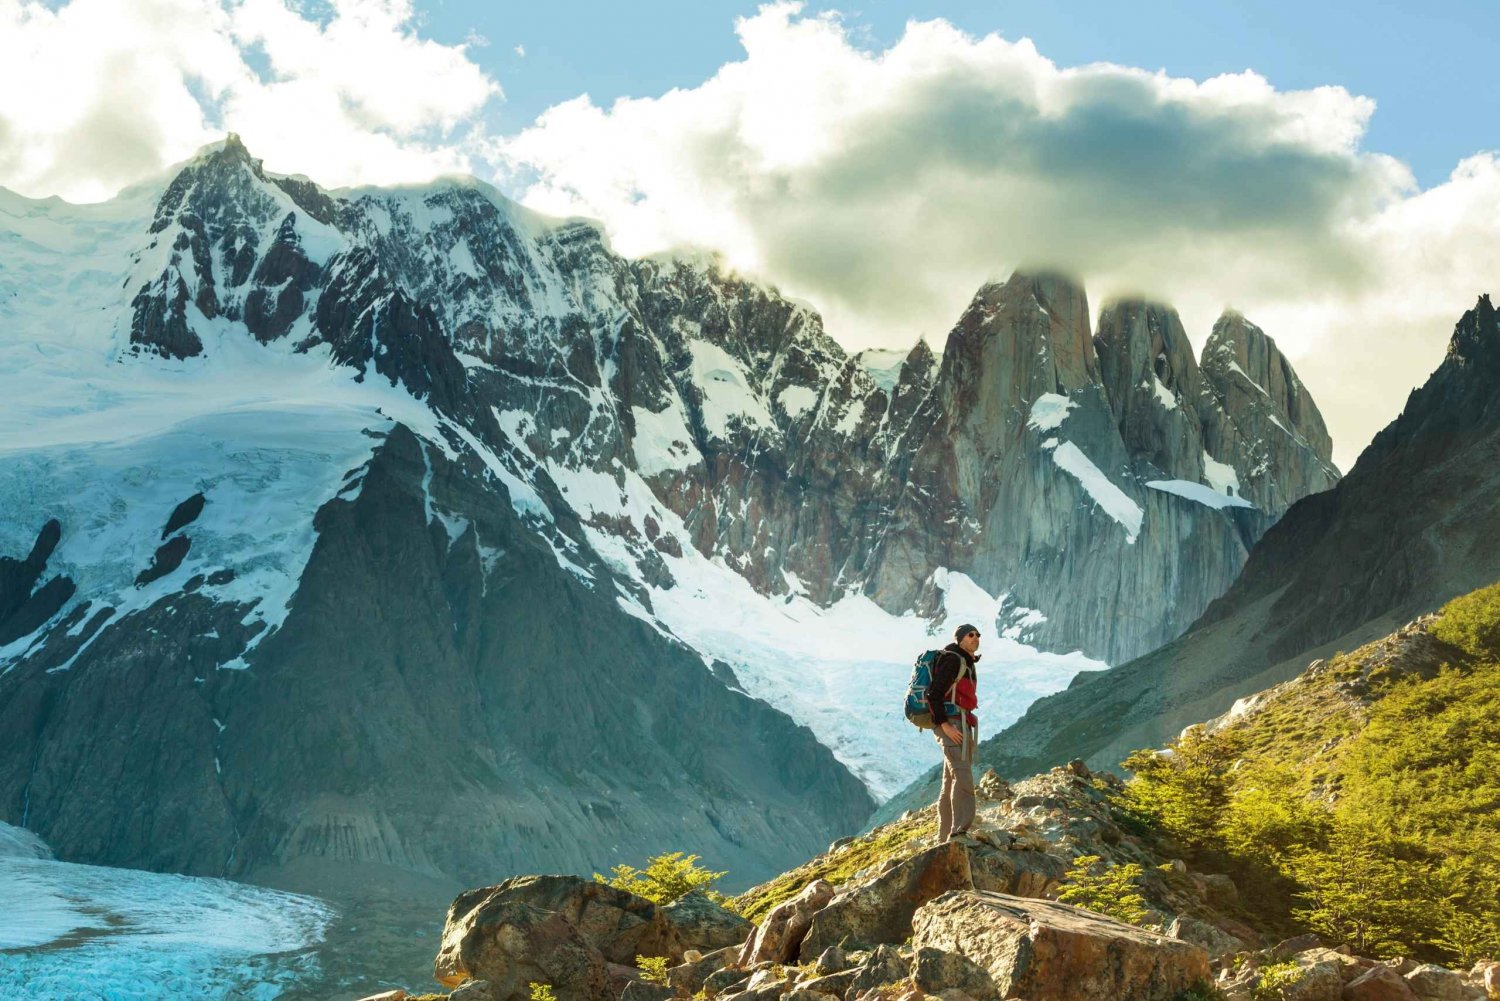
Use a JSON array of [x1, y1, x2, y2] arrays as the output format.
[[925, 642, 978, 727]]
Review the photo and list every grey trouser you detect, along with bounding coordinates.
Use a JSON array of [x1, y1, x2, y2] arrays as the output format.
[[936, 718, 975, 840]]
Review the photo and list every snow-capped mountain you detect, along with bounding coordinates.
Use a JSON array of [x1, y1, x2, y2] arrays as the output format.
[[875, 292, 1500, 825], [0, 136, 1336, 890]]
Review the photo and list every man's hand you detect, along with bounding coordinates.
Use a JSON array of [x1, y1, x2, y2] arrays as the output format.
[[941, 722, 962, 744]]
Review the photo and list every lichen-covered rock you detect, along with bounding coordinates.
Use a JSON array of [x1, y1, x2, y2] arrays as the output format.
[[434, 876, 685, 999], [1168, 914, 1250, 959], [1404, 963, 1484, 1000], [703, 964, 753, 997], [432, 895, 610, 1000], [619, 983, 674, 1001], [845, 943, 910, 998], [736, 878, 834, 966], [801, 841, 973, 955], [1343, 964, 1419, 1001], [450, 981, 496, 1001], [910, 945, 998, 998], [662, 889, 753, 953], [668, 945, 733, 995], [912, 890, 1210, 1001]]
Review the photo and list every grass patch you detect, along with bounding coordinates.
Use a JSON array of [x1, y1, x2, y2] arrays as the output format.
[[732, 814, 936, 923]]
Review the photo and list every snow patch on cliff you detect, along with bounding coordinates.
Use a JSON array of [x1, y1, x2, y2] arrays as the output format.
[[1027, 393, 1076, 431], [1147, 479, 1256, 510], [1045, 441, 1144, 543]]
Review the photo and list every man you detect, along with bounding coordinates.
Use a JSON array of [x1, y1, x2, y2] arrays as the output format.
[[926, 623, 980, 841]]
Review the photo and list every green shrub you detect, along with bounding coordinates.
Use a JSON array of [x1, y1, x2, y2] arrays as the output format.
[[1121, 727, 1245, 853], [1058, 854, 1149, 925], [529, 984, 557, 1001], [1250, 960, 1305, 1001], [636, 955, 671, 985], [595, 851, 728, 905], [1431, 580, 1500, 659]]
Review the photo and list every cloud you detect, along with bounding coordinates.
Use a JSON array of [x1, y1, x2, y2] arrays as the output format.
[[0, 0, 500, 201], [501, 2, 1500, 471]]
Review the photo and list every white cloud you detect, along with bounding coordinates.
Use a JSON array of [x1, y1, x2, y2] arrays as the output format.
[[3, 0, 1496, 471], [0, 0, 500, 202], [500, 2, 1500, 471]]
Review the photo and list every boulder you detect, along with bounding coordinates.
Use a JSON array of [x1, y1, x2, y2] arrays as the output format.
[[736, 878, 835, 966], [451, 981, 496, 1001], [806, 944, 848, 975], [1297, 948, 1367, 984], [845, 943, 909, 997], [432, 897, 611, 1000], [703, 964, 753, 997], [663, 889, 753, 953], [1274, 954, 1344, 1001], [1194, 873, 1240, 909], [911, 890, 1210, 1001], [801, 841, 973, 955], [1270, 934, 1325, 960], [668, 946, 732, 995], [794, 968, 859, 998], [967, 842, 1066, 897], [1343, 965, 1419, 1001], [1167, 914, 1250, 959], [1483, 962, 1500, 996], [620, 983, 674, 1001], [1405, 964, 1483, 1000], [910, 945, 999, 998], [435, 875, 683, 990]]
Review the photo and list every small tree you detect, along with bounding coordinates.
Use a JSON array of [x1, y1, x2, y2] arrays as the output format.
[[1283, 819, 1418, 957], [1122, 727, 1245, 854], [636, 955, 671, 985], [1249, 960, 1305, 1001], [529, 984, 557, 1001], [1058, 854, 1150, 925], [594, 851, 728, 905]]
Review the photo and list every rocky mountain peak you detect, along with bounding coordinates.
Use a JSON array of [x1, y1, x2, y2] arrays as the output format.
[[1361, 291, 1500, 471], [1447, 292, 1499, 368], [1202, 310, 1334, 461], [1093, 299, 1208, 482]]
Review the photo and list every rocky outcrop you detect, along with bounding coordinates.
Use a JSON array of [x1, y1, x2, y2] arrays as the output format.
[[661, 890, 752, 953], [911, 891, 1210, 1001], [735, 879, 834, 967], [434, 876, 683, 996]]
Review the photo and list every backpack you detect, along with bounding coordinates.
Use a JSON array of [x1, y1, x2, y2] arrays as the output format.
[[903, 649, 965, 729]]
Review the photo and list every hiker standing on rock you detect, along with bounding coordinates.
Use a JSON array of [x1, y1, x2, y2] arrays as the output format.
[[927, 624, 980, 841]]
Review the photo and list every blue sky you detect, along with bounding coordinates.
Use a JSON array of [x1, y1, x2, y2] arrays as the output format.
[[420, 0, 1496, 190]]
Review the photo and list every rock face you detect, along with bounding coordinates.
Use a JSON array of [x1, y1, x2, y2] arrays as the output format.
[[911, 890, 1211, 1001], [434, 876, 682, 998], [735, 879, 835, 966], [661, 889, 752, 953], [0, 423, 873, 887], [880, 294, 1500, 804]]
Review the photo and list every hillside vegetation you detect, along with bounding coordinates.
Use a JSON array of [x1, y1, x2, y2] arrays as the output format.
[[1120, 581, 1500, 965]]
